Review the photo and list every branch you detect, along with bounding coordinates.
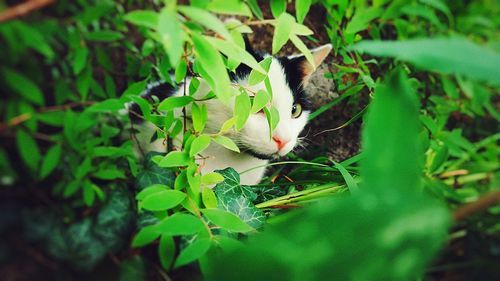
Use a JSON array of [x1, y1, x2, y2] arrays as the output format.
[[0, 0, 55, 23], [453, 191, 500, 221]]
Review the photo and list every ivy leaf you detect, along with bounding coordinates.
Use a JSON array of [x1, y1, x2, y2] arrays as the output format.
[[213, 168, 265, 229], [136, 152, 176, 190]]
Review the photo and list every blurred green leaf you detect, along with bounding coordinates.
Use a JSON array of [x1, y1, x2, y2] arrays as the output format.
[[272, 13, 295, 54], [295, 0, 312, 23], [85, 30, 123, 42], [124, 10, 158, 29], [208, 0, 252, 16], [16, 129, 41, 171], [158, 8, 184, 67], [3, 68, 44, 105], [270, 0, 286, 18], [40, 144, 62, 179], [352, 37, 500, 86], [178, 6, 232, 41]]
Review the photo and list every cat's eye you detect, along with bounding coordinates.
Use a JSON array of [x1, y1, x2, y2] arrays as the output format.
[[291, 104, 302, 118]]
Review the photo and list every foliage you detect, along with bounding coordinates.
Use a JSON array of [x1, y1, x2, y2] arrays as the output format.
[[0, 0, 498, 280]]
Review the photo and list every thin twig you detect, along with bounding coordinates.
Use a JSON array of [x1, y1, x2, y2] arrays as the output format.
[[0, 0, 55, 23], [453, 191, 500, 221]]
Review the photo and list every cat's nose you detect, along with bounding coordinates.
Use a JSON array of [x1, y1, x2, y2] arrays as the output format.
[[272, 136, 289, 150]]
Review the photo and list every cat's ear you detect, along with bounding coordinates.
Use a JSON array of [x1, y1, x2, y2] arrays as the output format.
[[290, 44, 332, 85]]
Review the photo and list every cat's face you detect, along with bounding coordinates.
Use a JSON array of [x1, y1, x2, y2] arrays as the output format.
[[228, 45, 332, 160]]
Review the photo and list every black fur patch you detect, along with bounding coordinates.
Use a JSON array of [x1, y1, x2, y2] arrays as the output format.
[[277, 56, 312, 110]]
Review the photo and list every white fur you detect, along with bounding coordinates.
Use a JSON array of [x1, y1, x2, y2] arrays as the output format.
[[138, 58, 310, 185]]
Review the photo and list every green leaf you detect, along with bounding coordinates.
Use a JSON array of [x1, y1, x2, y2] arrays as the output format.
[[208, 0, 252, 16], [264, 106, 280, 138], [124, 10, 158, 29], [251, 90, 270, 113], [247, 0, 264, 20], [158, 235, 176, 270], [204, 36, 266, 74], [213, 136, 240, 153], [201, 172, 224, 185], [270, 0, 286, 18], [158, 8, 184, 67], [136, 152, 177, 190], [190, 135, 211, 157], [191, 103, 208, 132], [345, 7, 383, 34], [292, 23, 314, 35], [191, 33, 232, 103], [272, 13, 295, 54], [85, 31, 123, 42], [289, 34, 314, 68], [39, 144, 62, 179], [158, 151, 191, 167], [332, 161, 359, 193], [248, 57, 273, 86], [3, 68, 44, 105], [201, 208, 254, 233], [175, 59, 188, 83], [141, 190, 187, 211], [132, 225, 160, 247], [295, 0, 312, 23], [174, 238, 212, 268], [136, 184, 169, 201], [361, 69, 421, 192], [72, 47, 88, 75], [214, 168, 265, 228], [202, 187, 218, 208], [178, 6, 232, 41], [16, 129, 41, 171], [92, 168, 126, 180], [155, 213, 205, 235], [235, 90, 251, 131], [83, 181, 96, 206], [352, 37, 500, 86], [158, 96, 194, 111]]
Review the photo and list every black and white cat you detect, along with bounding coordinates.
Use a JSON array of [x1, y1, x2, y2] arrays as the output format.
[[132, 42, 331, 185]]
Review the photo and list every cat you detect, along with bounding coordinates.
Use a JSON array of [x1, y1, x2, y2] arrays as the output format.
[[130, 41, 331, 185]]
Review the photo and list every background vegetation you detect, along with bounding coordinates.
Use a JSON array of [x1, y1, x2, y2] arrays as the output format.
[[0, 0, 498, 280]]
